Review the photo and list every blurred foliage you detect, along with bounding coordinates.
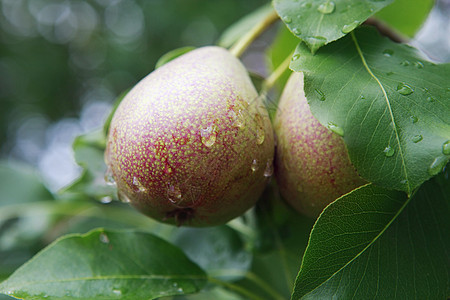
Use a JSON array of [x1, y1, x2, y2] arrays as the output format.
[[0, 0, 267, 155]]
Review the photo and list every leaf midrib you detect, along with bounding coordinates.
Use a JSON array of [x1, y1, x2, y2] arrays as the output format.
[[350, 31, 411, 195]]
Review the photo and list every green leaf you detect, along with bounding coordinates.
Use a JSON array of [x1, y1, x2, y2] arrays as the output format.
[[292, 178, 450, 299], [290, 26, 450, 194], [172, 226, 252, 281], [218, 4, 274, 48], [273, 0, 394, 53], [155, 47, 196, 69], [265, 24, 298, 91], [61, 130, 115, 202], [0, 229, 207, 300], [375, 0, 434, 38], [0, 161, 53, 206]]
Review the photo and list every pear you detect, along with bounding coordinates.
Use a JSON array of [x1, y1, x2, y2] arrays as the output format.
[[105, 46, 274, 226], [274, 72, 366, 218]]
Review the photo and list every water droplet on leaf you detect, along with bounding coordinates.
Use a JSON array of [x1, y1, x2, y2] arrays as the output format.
[[400, 60, 410, 66], [282, 16, 292, 23], [118, 191, 131, 203], [315, 89, 326, 101], [410, 116, 418, 123], [293, 28, 301, 35], [428, 156, 449, 176], [112, 289, 122, 296], [327, 122, 344, 136], [342, 21, 359, 33], [292, 54, 300, 61], [383, 49, 394, 57], [100, 196, 113, 204], [317, 2, 335, 14], [414, 61, 424, 69], [412, 135, 423, 143], [426, 96, 436, 102], [442, 140, 450, 155], [383, 146, 395, 157], [397, 83, 414, 95], [99, 232, 110, 244]]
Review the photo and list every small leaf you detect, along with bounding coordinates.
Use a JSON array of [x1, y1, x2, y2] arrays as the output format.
[[0, 229, 207, 299], [290, 26, 450, 193], [155, 46, 196, 69], [273, 0, 394, 53], [292, 177, 450, 299]]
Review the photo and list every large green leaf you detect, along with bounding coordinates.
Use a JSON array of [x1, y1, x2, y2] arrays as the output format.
[[292, 177, 450, 299], [375, 0, 434, 38], [0, 229, 207, 300], [290, 26, 450, 194], [273, 0, 394, 53]]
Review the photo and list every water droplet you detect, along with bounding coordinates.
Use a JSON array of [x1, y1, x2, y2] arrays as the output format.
[[383, 145, 395, 157], [118, 191, 131, 203], [400, 60, 410, 66], [342, 21, 359, 33], [317, 1, 335, 14], [293, 28, 301, 35], [327, 122, 344, 136], [400, 179, 408, 185], [229, 105, 246, 129], [304, 36, 327, 49], [396, 83, 414, 96], [292, 54, 300, 61], [315, 89, 326, 101], [264, 160, 274, 177], [386, 71, 394, 76], [200, 124, 218, 147], [100, 196, 113, 204], [442, 140, 450, 155], [383, 49, 394, 57], [251, 159, 258, 172], [414, 61, 424, 69], [112, 289, 122, 296], [132, 177, 146, 192], [177, 288, 183, 293], [412, 135, 423, 143], [167, 183, 182, 204], [426, 96, 436, 102], [99, 232, 110, 244], [254, 114, 265, 145], [104, 167, 116, 186], [360, 94, 365, 100], [410, 115, 418, 123], [428, 156, 449, 176], [282, 16, 292, 23]]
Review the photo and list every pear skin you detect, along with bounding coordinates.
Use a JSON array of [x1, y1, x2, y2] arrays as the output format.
[[274, 72, 366, 218], [105, 46, 274, 226]]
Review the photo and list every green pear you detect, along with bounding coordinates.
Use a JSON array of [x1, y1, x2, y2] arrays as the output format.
[[274, 72, 366, 218], [105, 46, 274, 226]]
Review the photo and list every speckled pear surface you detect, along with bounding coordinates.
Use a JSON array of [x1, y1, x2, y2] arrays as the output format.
[[105, 46, 274, 226], [274, 72, 366, 218]]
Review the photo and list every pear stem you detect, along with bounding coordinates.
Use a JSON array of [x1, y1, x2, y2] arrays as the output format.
[[229, 9, 279, 58], [260, 51, 294, 93]]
